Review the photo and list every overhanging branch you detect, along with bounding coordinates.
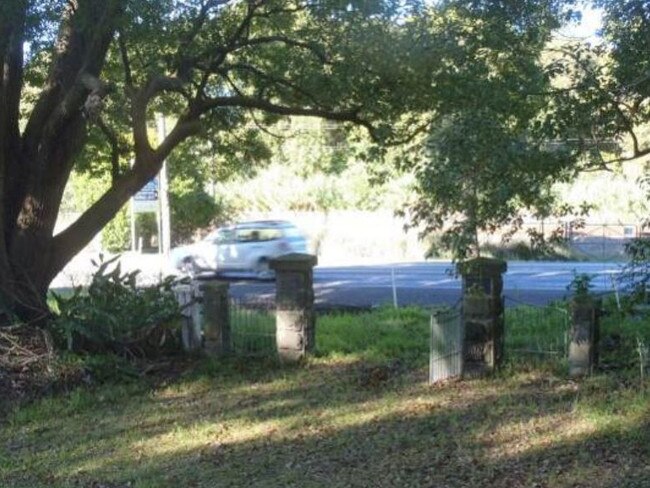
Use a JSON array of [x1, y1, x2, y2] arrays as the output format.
[[220, 62, 323, 106], [233, 36, 329, 63], [96, 117, 125, 182], [197, 95, 376, 136]]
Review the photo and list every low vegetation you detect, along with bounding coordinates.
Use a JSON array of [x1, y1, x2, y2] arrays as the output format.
[[50, 255, 182, 357], [2, 303, 649, 488]]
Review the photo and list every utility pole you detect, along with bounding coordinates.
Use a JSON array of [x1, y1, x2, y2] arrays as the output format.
[[156, 113, 172, 257]]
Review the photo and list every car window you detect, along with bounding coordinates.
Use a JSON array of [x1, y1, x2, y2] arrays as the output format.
[[235, 227, 284, 242], [258, 228, 282, 241], [206, 228, 234, 244], [236, 228, 261, 242]]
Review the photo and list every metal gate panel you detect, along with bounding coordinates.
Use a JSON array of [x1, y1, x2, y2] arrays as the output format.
[[430, 309, 463, 383]]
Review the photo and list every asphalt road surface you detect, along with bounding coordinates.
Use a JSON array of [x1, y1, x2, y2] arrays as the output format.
[[222, 261, 625, 309], [51, 255, 625, 308]]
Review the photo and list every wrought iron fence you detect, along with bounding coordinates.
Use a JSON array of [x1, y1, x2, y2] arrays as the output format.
[[229, 297, 276, 357]]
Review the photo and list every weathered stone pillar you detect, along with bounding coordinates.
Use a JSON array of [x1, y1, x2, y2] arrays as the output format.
[[270, 253, 317, 362], [200, 281, 231, 356], [457, 257, 507, 377], [568, 297, 601, 377]]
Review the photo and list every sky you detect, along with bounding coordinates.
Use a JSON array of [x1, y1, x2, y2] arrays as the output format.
[[558, 5, 603, 41]]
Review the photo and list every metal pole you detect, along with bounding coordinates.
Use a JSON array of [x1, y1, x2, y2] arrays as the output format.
[[391, 266, 398, 308], [129, 158, 137, 252], [130, 198, 137, 252], [156, 113, 172, 257]]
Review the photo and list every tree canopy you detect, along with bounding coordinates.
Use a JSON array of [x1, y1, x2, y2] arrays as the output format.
[[392, 0, 578, 259], [402, 1, 650, 259], [0, 0, 430, 319], [2, 0, 649, 319]]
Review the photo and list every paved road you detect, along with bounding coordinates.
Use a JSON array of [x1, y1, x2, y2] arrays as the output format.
[[224, 261, 625, 309], [51, 253, 625, 308]]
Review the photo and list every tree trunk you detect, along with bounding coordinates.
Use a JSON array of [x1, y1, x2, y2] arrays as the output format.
[[0, 0, 126, 325], [1, 131, 86, 324]]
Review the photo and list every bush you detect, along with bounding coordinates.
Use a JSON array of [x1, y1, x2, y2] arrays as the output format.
[[51, 255, 182, 358], [621, 237, 650, 303], [101, 207, 130, 252]]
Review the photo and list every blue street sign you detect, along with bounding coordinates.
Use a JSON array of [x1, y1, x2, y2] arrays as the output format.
[[134, 178, 159, 201]]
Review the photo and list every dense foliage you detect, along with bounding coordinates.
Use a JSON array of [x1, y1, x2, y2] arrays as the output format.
[[51, 255, 181, 356], [0, 0, 433, 320], [394, 0, 650, 260], [395, 2, 583, 259], [621, 237, 650, 303]]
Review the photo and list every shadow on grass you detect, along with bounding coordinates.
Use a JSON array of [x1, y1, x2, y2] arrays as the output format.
[[3, 356, 649, 488]]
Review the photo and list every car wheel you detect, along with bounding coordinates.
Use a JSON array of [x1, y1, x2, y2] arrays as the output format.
[[255, 258, 275, 281]]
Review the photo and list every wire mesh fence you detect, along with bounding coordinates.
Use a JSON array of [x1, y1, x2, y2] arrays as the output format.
[[566, 223, 642, 261], [229, 297, 276, 357], [429, 307, 463, 383], [504, 296, 569, 362]]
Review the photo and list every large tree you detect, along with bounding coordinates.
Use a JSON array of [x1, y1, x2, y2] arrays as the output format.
[[568, 0, 650, 166], [0, 0, 428, 321], [397, 0, 580, 259], [401, 0, 650, 260]]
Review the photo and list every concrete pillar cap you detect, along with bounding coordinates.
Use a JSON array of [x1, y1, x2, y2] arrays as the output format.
[[270, 253, 318, 270], [197, 280, 230, 292], [457, 257, 507, 276]]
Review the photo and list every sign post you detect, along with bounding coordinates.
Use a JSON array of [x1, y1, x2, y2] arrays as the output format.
[[156, 113, 172, 258], [128, 114, 171, 257]]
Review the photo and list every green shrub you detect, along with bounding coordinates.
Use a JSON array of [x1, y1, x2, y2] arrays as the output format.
[[51, 255, 182, 358], [621, 237, 650, 303], [101, 207, 130, 252], [567, 271, 595, 296]]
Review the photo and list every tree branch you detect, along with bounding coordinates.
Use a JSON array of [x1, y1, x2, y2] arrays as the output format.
[[197, 95, 375, 135], [233, 36, 329, 63], [177, 0, 229, 55], [51, 169, 149, 276], [143, 75, 191, 102], [52, 113, 202, 275], [154, 116, 203, 163], [220, 62, 323, 106], [130, 75, 193, 163], [203, 0, 260, 71], [117, 29, 133, 87], [587, 147, 650, 167], [96, 117, 125, 182], [551, 45, 650, 166]]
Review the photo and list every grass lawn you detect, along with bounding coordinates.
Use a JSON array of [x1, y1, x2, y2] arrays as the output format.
[[1, 307, 649, 488]]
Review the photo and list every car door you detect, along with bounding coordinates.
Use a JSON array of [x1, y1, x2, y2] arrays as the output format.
[[233, 226, 265, 270], [212, 228, 236, 270]]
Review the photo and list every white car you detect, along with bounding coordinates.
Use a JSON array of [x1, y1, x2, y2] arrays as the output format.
[[170, 220, 309, 279]]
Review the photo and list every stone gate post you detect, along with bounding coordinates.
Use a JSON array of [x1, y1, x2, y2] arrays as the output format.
[[270, 253, 317, 362], [200, 281, 231, 356], [457, 257, 507, 376]]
